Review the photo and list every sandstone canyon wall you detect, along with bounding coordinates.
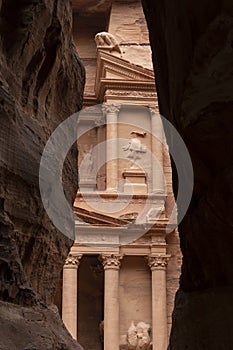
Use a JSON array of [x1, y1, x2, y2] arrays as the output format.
[[142, 0, 233, 349], [0, 0, 84, 349]]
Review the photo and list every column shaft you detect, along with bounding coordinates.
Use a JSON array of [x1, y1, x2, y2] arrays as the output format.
[[148, 255, 170, 350], [150, 109, 165, 194], [101, 254, 122, 350], [96, 123, 106, 190], [102, 103, 120, 191], [104, 268, 119, 349], [62, 254, 81, 340]]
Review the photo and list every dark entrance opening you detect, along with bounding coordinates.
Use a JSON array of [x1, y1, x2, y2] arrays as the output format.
[[78, 255, 104, 350]]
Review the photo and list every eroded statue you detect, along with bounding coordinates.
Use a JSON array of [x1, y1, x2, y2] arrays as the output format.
[[80, 144, 94, 179], [127, 321, 152, 350], [122, 133, 147, 166], [95, 31, 121, 54]]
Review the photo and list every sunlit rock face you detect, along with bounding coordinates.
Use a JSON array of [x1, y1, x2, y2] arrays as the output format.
[[0, 0, 84, 348], [142, 0, 233, 349]]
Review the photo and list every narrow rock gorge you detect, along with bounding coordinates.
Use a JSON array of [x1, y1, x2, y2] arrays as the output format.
[[1, 0, 233, 348], [0, 0, 84, 348], [142, 0, 233, 349]]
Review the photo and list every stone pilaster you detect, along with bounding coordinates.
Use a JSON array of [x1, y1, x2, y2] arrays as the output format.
[[102, 103, 121, 191], [148, 255, 170, 350], [62, 254, 82, 340], [101, 253, 123, 350], [95, 115, 106, 190], [150, 108, 165, 195]]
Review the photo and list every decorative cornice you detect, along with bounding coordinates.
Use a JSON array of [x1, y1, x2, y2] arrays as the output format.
[[102, 102, 121, 115], [64, 254, 82, 268], [147, 255, 170, 270], [98, 80, 156, 101], [100, 254, 123, 269], [106, 90, 157, 98]]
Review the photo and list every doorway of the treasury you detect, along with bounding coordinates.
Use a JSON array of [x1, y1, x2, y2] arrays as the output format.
[[78, 255, 104, 350], [77, 254, 152, 350]]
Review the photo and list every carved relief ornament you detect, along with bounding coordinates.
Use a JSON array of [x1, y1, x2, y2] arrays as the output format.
[[106, 90, 157, 98], [102, 103, 121, 115], [101, 254, 123, 269], [64, 254, 82, 267], [147, 255, 170, 270]]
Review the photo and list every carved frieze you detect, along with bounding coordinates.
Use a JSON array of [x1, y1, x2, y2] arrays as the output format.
[[106, 89, 157, 98]]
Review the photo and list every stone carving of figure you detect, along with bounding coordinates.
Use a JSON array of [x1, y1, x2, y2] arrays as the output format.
[[95, 31, 121, 54], [127, 321, 152, 350], [80, 144, 94, 179], [127, 322, 138, 349], [122, 133, 147, 166]]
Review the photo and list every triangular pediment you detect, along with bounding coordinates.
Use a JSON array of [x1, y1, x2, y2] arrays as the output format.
[[95, 49, 155, 101], [96, 50, 154, 81], [74, 206, 131, 227]]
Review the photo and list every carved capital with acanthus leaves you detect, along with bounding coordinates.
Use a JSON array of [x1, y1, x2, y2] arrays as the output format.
[[64, 254, 82, 268], [147, 255, 170, 271], [100, 254, 123, 270], [102, 103, 121, 115]]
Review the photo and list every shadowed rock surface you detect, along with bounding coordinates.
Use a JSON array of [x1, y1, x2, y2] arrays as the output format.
[[142, 0, 233, 349], [0, 0, 84, 348]]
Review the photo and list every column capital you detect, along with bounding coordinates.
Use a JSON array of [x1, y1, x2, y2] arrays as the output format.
[[100, 253, 123, 270], [102, 103, 121, 115], [64, 254, 82, 268], [95, 114, 105, 127], [147, 254, 171, 271]]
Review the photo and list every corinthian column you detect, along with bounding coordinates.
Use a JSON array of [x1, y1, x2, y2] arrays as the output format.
[[150, 108, 165, 195], [148, 255, 170, 350], [102, 103, 120, 191], [101, 253, 123, 350], [62, 254, 82, 340]]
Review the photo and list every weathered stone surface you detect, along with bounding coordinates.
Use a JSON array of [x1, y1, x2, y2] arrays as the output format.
[[0, 0, 84, 348], [108, 0, 152, 69], [0, 301, 83, 350], [142, 0, 233, 348]]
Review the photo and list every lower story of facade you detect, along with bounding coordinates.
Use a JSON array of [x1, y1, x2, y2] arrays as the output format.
[[57, 225, 181, 350]]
